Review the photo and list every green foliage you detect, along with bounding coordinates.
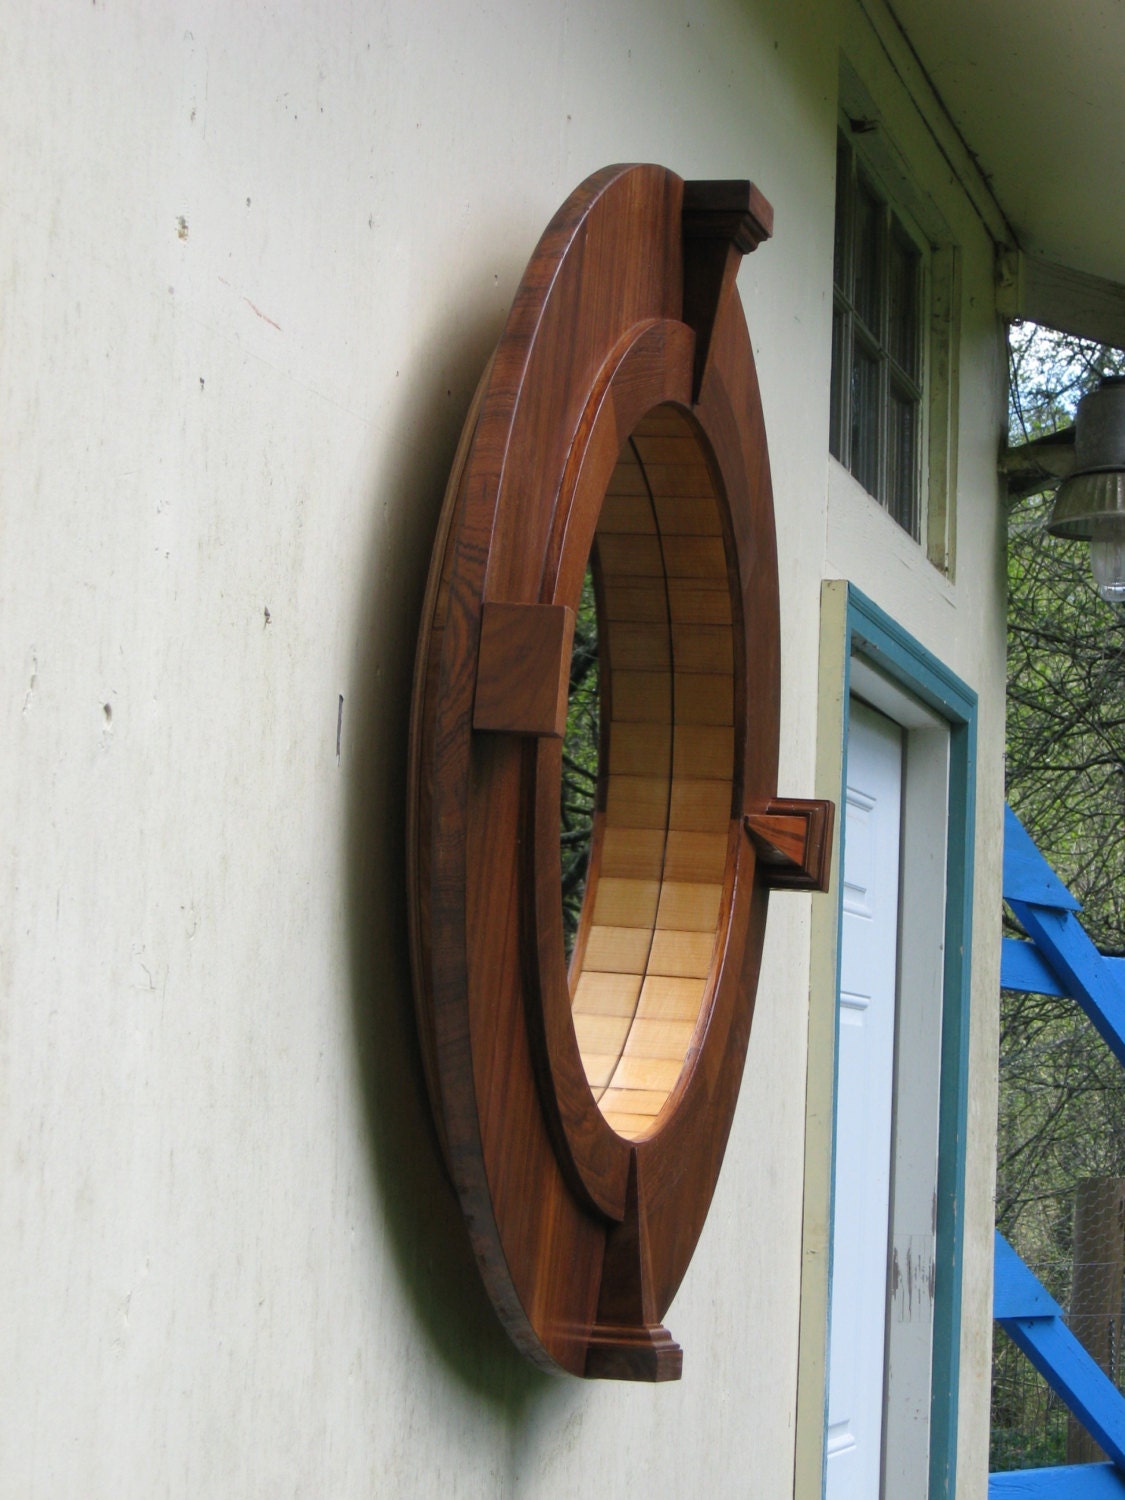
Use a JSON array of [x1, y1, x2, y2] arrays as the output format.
[[1006, 323, 1125, 954], [993, 323, 1125, 1470], [561, 567, 599, 956], [990, 1327, 1069, 1475]]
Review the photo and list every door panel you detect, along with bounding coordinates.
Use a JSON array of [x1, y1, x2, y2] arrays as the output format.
[[826, 701, 904, 1499]]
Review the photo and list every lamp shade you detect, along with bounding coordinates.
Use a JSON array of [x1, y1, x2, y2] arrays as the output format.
[[1048, 469, 1125, 539], [1048, 377, 1125, 602], [1048, 377, 1125, 539]]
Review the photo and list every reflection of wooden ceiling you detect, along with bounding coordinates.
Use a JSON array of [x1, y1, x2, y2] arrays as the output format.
[[892, 0, 1125, 287]]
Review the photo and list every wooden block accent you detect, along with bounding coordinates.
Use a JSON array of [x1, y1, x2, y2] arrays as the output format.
[[744, 797, 836, 892], [647, 929, 715, 978], [473, 601, 575, 736], [682, 177, 774, 249], [674, 672, 733, 724], [600, 826, 666, 880], [669, 778, 731, 832], [584, 925, 655, 973], [656, 881, 723, 932], [572, 971, 643, 1017], [683, 180, 773, 399], [592, 877, 660, 928]]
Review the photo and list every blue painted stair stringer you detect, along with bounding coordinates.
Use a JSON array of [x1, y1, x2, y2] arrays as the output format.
[[1002, 805, 1125, 1067], [994, 809, 1125, 1487], [994, 1233, 1125, 1470], [989, 1462, 1125, 1497]]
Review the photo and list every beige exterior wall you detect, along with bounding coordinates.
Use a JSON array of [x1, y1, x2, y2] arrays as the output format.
[[1, 2, 1005, 1495]]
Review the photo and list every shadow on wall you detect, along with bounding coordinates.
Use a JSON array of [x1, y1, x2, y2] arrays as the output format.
[[344, 301, 574, 1430]]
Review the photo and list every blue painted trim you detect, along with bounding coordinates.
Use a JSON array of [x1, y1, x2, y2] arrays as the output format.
[[829, 586, 978, 1500], [994, 1235, 1125, 1471], [1005, 908, 1125, 1070], [995, 823, 1125, 1483], [989, 1463, 1125, 1497], [993, 1231, 1063, 1320], [1002, 813, 1125, 1062], [1003, 806, 1082, 911], [1002, 937, 1125, 997]]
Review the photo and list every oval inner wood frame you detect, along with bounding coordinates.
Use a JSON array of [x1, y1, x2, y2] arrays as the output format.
[[407, 165, 833, 1383], [569, 406, 736, 1140]]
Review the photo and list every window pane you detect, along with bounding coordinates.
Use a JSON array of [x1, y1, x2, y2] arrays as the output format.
[[886, 380, 919, 536], [854, 178, 881, 335], [830, 302, 848, 462], [887, 224, 920, 380], [850, 338, 880, 497], [834, 133, 850, 294]]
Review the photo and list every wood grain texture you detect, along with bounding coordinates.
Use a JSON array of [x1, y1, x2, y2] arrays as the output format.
[[473, 601, 575, 736], [406, 164, 831, 1382]]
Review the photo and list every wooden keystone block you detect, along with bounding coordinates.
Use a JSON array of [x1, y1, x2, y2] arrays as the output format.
[[744, 797, 835, 892], [472, 601, 576, 737]]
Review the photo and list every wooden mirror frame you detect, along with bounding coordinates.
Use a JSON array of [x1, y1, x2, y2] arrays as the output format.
[[406, 164, 833, 1382]]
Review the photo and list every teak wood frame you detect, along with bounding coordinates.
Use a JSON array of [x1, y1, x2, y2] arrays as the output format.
[[407, 164, 832, 1382]]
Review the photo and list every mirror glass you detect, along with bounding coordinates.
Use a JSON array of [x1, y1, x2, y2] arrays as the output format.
[[561, 565, 599, 958], [564, 405, 735, 1140]]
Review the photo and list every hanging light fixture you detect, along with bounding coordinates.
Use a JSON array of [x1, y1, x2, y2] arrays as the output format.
[[1048, 376, 1125, 603]]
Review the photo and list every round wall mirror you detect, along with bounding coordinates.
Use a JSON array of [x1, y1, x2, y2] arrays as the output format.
[[406, 163, 830, 1383]]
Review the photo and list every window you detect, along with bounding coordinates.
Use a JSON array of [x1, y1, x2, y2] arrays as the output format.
[[830, 129, 925, 540]]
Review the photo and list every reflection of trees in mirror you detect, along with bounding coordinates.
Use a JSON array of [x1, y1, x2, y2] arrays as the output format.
[[561, 566, 599, 958]]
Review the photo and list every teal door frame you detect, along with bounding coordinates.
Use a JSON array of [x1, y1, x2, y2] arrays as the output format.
[[837, 584, 978, 1498]]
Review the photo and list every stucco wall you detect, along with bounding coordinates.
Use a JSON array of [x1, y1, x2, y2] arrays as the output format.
[[1, 2, 1004, 1495]]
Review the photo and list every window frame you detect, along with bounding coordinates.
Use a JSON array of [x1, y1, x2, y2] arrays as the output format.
[[830, 124, 929, 542]]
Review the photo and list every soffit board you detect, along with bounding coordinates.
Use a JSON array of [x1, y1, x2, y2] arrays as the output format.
[[889, 0, 1125, 288]]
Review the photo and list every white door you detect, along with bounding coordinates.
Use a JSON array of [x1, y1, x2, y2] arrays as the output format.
[[825, 700, 904, 1499]]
